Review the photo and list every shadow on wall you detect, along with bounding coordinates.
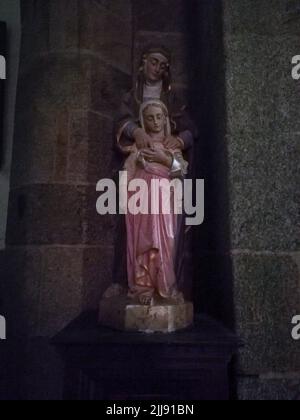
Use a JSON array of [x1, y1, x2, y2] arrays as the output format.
[[186, 1, 237, 400], [185, 0, 235, 331]]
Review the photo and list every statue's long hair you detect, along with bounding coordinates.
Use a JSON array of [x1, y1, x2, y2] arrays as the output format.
[[134, 48, 172, 105]]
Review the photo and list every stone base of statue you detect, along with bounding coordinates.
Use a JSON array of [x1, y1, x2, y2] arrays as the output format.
[[98, 285, 194, 333]]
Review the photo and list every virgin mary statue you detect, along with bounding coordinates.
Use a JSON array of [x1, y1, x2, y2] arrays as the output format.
[[99, 99, 194, 332], [123, 100, 188, 306]]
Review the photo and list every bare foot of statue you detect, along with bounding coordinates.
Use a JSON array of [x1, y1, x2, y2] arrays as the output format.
[[139, 293, 154, 306]]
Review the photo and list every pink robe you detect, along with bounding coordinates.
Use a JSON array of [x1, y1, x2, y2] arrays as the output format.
[[126, 157, 179, 300]]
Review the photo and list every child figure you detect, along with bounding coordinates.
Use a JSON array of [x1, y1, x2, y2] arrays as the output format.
[[124, 100, 188, 305], [123, 100, 188, 181]]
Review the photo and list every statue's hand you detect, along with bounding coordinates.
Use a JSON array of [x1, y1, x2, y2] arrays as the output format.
[[164, 135, 183, 150], [142, 149, 172, 168], [133, 128, 153, 150]]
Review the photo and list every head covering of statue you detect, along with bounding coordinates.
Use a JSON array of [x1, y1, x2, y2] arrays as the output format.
[[135, 45, 172, 104]]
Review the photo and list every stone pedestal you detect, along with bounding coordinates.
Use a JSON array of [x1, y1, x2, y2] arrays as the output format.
[[99, 295, 194, 333]]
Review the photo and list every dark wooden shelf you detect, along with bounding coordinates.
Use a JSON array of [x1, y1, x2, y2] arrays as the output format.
[[53, 312, 241, 401]]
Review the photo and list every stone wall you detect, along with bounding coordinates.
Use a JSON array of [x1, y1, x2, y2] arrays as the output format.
[[132, 0, 191, 89], [3, 0, 133, 399], [224, 0, 300, 400]]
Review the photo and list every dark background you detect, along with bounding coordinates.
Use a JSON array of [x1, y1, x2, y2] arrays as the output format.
[[0, 0, 299, 400]]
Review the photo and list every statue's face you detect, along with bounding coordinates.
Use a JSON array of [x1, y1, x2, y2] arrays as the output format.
[[143, 105, 166, 134], [143, 53, 169, 83]]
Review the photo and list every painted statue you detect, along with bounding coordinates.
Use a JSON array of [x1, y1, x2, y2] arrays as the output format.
[[99, 46, 196, 332], [123, 99, 188, 305], [112, 45, 197, 297]]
